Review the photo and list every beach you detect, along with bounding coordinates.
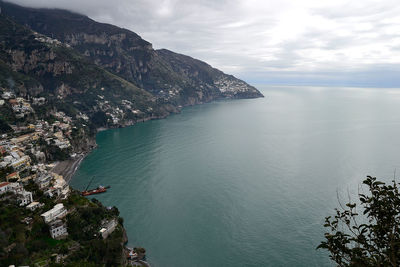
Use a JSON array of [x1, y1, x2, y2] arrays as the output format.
[[52, 154, 86, 183]]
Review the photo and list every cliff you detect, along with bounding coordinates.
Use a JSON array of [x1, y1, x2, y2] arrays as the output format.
[[0, 3, 262, 265], [0, 12, 175, 146], [0, 1, 263, 107]]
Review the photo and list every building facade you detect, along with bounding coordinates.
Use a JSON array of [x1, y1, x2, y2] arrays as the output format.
[[49, 220, 68, 239], [41, 203, 67, 223]]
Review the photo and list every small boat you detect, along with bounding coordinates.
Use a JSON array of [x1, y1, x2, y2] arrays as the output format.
[[81, 185, 110, 196], [81, 176, 110, 196]]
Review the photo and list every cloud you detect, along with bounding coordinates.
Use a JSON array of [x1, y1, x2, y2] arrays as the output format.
[[6, 0, 400, 87]]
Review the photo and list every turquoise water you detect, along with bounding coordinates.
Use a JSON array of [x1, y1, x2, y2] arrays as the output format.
[[71, 86, 400, 266]]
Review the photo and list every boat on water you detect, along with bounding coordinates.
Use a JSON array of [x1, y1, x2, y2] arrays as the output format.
[[81, 185, 110, 196], [81, 176, 110, 196]]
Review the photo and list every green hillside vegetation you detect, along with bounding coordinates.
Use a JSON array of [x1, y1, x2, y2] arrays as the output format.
[[0, 182, 126, 266]]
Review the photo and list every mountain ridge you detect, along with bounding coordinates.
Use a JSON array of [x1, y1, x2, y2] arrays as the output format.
[[0, 12, 175, 148], [0, 1, 264, 146], [0, 0, 263, 107]]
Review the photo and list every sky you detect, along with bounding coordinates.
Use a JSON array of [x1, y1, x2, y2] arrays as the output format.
[[6, 0, 400, 87]]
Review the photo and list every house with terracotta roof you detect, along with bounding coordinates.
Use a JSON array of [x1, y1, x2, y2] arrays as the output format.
[[0, 182, 10, 194], [6, 172, 20, 182]]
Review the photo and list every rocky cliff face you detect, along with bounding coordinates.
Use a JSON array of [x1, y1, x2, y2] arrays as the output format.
[[157, 49, 262, 100], [1, 1, 263, 107], [0, 1, 263, 142], [0, 13, 173, 134]]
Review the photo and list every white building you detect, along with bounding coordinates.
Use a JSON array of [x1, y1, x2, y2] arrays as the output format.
[[0, 182, 33, 206], [0, 182, 22, 195], [44, 187, 61, 198], [99, 219, 118, 239], [49, 220, 68, 239], [7, 183, 24, 194], [1, 91, 14, 99], [41, 203, 67, 223], [35, 174, 53, 189], [18, 190, 33, 206], [52, 173, 70, 198], [2, 155, 12, 164], [26, 201, 43, 211], [32, 97, 46, 105], [10, 155, 30, 170]]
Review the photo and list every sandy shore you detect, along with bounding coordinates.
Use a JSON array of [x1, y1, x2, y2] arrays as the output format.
[[52, 154, 86, 184]]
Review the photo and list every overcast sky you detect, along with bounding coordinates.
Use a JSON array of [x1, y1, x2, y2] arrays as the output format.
[[7, 0, 400, 87]]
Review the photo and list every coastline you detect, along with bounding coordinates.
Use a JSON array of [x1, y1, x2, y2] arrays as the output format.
[[52, 97, 255, 184], [52, 153, 87, 184], [54, 114, 173, 184], [49, 107, 209, 265], [52, 146, 152, 266], [49, 96, 263, 266]]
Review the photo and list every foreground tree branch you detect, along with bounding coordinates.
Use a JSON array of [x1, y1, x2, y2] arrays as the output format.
[[318, 176, 400, 267]]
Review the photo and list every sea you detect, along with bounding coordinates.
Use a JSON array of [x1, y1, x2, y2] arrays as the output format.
[[71, 85, 400, 266]]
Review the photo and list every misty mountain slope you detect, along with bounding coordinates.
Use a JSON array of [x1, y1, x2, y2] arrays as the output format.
[[157, 49, 262, 99], [1, 1, 263, 106], [0, 13, 174, 129]]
